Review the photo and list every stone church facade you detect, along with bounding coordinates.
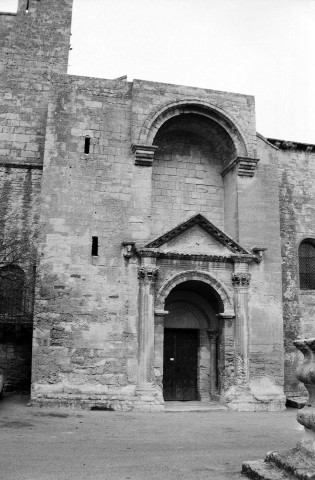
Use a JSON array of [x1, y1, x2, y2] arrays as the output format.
[[0, 0, 315, 411]]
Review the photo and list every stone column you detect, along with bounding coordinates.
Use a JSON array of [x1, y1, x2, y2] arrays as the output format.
[[232, 272, 251, 385], [207, 330, 219, 396], [154, 309, 169, 390], [137, 265, 159, 390]]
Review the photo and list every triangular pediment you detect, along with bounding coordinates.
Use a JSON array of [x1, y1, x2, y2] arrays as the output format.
[[144, 214, 251, 255]]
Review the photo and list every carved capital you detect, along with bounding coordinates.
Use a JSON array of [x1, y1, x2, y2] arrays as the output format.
[[131, 144, 158, 166], [232, 273, 251, 287], [138, 266, 159, 284], [206, 330, 219, 340]]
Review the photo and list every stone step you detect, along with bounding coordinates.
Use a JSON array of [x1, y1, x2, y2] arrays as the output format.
[[266, 448, 315, 479], [286, 397, 307, 409], [242, 460, 296, 479]]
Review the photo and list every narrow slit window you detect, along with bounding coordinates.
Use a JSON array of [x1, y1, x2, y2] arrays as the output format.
[[84, 136, 90, 155], [92, 236, 98, 256]]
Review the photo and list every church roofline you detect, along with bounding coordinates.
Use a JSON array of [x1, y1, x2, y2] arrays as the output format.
[[267, 137, 315, 152]]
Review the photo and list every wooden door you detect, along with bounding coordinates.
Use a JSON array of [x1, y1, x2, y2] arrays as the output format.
[[163, 328, 198, 401]]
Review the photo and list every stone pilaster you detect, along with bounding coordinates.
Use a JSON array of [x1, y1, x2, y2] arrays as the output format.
[[232, 272, 251, 385]]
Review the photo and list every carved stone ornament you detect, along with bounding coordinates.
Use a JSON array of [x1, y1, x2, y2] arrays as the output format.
[[232, 273, 251, 287], [138, 266, 159, 284], [252, 246, 267, 263], [122, 241, 136, 258], [242, 337, 315, 477], [294, 338, 315, 438], [131, 144, 158, 166], [221, 156, 259, 178]]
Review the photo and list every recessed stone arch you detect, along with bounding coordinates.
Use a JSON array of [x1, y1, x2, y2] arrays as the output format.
[[138, 99, 248, 158], [156, 270, 235, 317]]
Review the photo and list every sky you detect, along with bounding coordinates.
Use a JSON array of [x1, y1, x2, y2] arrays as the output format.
[[1, 0, 315, 143]]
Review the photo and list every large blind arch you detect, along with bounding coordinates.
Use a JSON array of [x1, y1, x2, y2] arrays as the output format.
[[299, 240, 315, 290]]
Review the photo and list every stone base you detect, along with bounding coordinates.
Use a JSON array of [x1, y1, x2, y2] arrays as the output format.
[[31, 383, 165, 412], [242, 444, 315, 479], [134, 383, 165, 412], [224, 384, 286, 412]]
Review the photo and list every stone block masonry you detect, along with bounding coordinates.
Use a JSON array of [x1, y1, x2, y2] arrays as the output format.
[[1, 0, 313, 411]]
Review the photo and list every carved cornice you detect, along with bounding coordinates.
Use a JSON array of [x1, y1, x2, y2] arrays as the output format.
[[138, 266, 159, 284], [221, 156, 259, 178], [232, 273, 251, 287], [136, 248, 255, 264], [131, 144, 158, 166]]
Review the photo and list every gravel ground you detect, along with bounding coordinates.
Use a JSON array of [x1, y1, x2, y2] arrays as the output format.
[[0, 394, 301, 480]]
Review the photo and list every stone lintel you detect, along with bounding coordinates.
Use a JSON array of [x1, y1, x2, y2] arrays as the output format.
[[221, 156, 259, 178], [0, 162, 43, 170], [131, 144, 158, 166]]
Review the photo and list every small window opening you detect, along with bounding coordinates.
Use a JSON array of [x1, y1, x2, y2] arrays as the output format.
[[26, 0, 30, 12], [299, 240, 315, 289], [84, 136, 90, 155], [92, 237, 98, 256]]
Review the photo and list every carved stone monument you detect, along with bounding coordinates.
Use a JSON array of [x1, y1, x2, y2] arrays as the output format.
[[242, 338, 315, 479]]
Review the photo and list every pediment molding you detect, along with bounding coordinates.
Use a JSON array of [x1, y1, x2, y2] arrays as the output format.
[[144, 214, 252, 255]]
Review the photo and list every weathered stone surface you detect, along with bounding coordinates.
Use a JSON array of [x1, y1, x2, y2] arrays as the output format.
[[1, 0, 314, 411]]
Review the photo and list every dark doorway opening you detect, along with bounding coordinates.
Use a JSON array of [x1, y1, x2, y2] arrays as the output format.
[[163, 328, 198, 401]]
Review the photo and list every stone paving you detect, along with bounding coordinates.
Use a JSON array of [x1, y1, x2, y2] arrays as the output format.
[[0, 394, 301, 480]]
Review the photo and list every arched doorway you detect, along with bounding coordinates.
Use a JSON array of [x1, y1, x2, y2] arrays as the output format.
[[162, 280, 222, 402]]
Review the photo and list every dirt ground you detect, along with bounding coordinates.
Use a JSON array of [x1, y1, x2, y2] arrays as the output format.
[[0, 394, 301, 480]]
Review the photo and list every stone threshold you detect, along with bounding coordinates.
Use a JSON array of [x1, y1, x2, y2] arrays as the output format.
[[165, 401, 228, 412]]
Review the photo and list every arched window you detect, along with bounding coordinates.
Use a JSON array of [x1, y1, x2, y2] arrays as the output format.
[[0, 265, 25, 316], [299, 241, 315, 290]]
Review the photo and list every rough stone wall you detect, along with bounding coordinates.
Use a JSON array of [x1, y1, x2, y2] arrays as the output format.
[[242, 136, 284, 390], [32, 75, 140, 407], [277, 146, 315, 397], [0, 0, 72, 391], [0, 0, 72, 167]]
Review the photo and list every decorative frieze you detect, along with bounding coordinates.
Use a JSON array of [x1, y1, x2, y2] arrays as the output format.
[[131, 144, 158, 166], [138, 266, 159, 284], [232, 273, 251, 287]]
